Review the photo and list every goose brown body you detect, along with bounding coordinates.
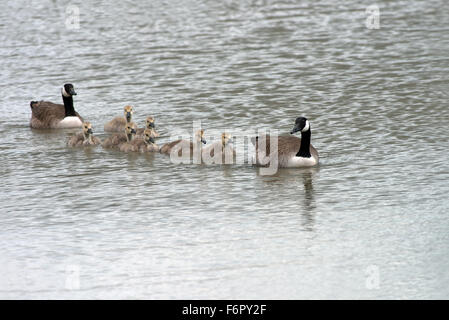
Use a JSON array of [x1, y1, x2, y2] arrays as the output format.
[[30, 101, 84, 129], [252, 135, 318, 167]]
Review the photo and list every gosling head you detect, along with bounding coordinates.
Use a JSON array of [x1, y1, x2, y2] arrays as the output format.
[[125, 122, 137, 141], [145, 116, 155, 129], [144, 129, 156, 145], [61, 83, 77, 97], [82, 122, 93, 137], [195, 129, 207, 144], [291, 117, 310, 134], [124, 105, 133, 122], [221, 133, 232, 147]]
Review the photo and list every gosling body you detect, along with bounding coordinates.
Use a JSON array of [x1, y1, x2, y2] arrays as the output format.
[[67, 122, 101, 147], [120, 128, 160, 153], [136, 116, 160, 138], [102, 122, 137, 149], [201, 133, 236, 164], [160, 129, 206, 158], [104, 105, 134, 132]]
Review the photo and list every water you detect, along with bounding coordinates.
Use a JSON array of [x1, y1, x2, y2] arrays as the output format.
[[1, 0, 448, 299]]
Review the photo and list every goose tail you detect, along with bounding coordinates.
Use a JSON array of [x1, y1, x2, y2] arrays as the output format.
[[30, 101, 38, 109]]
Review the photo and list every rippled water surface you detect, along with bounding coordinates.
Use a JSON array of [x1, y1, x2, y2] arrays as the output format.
[[1, 0, 448, 299]]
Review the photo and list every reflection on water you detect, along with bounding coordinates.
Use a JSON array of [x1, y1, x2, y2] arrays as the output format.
[[302, 170, 316, 229], [259, 167, 318, 230], [1, 0, 449, 299]]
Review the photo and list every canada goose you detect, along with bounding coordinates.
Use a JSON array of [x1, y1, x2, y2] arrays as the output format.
[[160, 129, 206, 158], [29, 83, 83, 129], [136, 116, 160, 137], [202, 133, 236, 164], [102, 122, 137, 149], [120, 128, 159, 153], [67, 122, 101, 147], [104, 105, 134, 132], [252, 117, 319, 168]]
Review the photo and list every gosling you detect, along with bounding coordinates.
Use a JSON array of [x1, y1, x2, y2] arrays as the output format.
[[202, 133, 236, 164], [120, 128, 159, 153], [160, 129, 206, 159], [67, 122, 101, 147], [104, 105, 134, 132], [136, 116, 160, 138], [102, 122, 137, 149]]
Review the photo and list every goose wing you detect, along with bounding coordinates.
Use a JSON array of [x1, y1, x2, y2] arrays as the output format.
[[30, 101, 65, 121], [252, 135, 301, 156]]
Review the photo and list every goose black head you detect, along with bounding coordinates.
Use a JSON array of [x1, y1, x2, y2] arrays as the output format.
[[62, 83, 77, 97], [291, 117, 310, 134]]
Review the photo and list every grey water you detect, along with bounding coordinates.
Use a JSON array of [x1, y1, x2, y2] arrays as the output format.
[[0, 0, 448, 299]]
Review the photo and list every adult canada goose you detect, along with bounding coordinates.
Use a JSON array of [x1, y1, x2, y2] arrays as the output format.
[[202, 133, 236, 164], [29, 83, 83, 129], [136, 116, 160, 137], [160, 129, 206, 158], [252, 117, 319, 168], [102, 122, 137, 149], [67, 122, 101, 147], [104, 105, 134, 132], [120, 128, 159, 153]]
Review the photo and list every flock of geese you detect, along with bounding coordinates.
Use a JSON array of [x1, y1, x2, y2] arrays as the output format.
[[29, 84, 319, 168]]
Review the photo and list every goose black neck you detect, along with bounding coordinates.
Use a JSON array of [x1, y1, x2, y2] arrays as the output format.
[[296, 129, 311, 158], [62, 94, 76, 117]]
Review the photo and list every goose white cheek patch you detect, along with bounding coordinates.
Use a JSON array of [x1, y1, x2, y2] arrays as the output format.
[[61, 87, 70, 97], [302, 120, 310, 132]]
